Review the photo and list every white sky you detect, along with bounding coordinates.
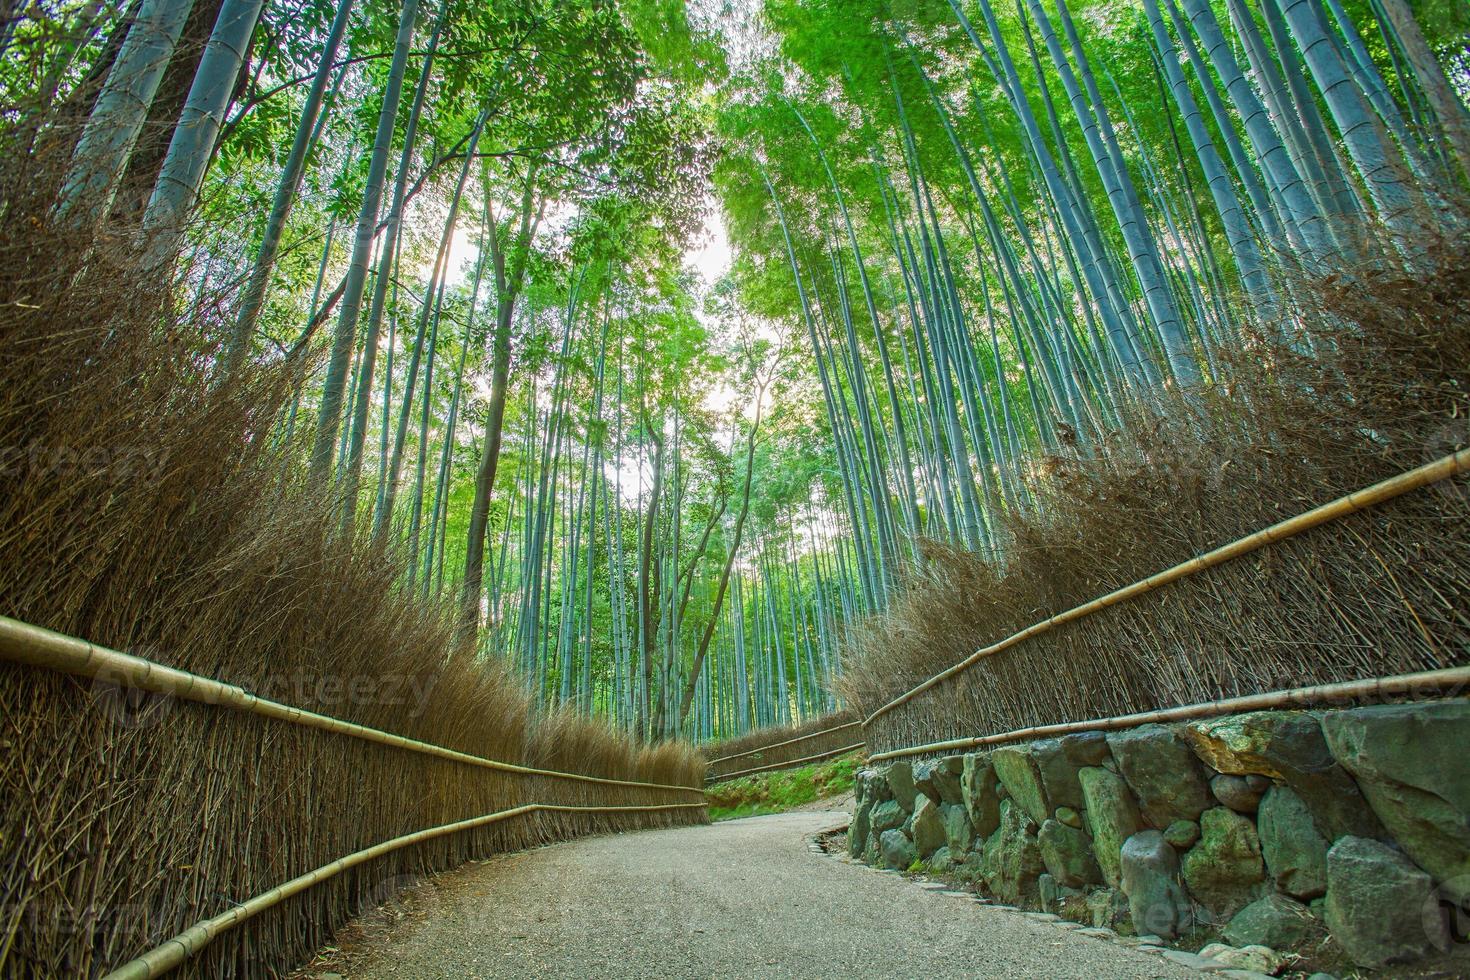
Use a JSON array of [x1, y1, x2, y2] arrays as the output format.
[[688, 196, 733, 286]]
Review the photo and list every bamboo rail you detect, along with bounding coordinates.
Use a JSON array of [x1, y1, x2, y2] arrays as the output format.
[[866, 666, 1470, 762], [704, 719, 864, 766], [706, 742, 867, 784], [865, 447, 1470, 728], [100, 801, 709, 980], [0, 615, 702, 795]]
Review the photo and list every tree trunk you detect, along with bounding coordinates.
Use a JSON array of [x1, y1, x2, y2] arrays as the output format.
[[308, 0, 421, 484], [460, 175, 543, 634], [228, 0, 354, 366], [676, 392, 763, 728], [635, 425, 663, 738], [141, 0, 264, 261], [55, 0, 196, 223], [1376, 0, 1470, 180]]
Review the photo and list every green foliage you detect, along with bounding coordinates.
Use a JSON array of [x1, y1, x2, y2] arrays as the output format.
[[705, 751, 860, 820], [23, 0, 1466, 753]]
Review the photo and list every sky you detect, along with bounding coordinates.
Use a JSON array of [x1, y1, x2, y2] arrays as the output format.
[[434, 194, 732, 291], [688, 198, 734, 286]]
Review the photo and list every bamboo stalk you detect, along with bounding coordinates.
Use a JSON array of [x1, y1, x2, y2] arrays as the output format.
[[101, 801, 709, 980], [704, 720, 864, 766], [0, 616, 702, 795], [866, 447, 1470, 726], [867, 666, 1470, 762], [707, 742, 867, 784]]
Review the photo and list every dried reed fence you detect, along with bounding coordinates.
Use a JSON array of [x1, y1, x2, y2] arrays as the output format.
[[702, 710, 861, 782], [0, 615, 702, 980], [841, 237, 1470, 757], [0, 151, 703, 978], [107, 801, 708, 980], [867, 665, 1470, 762], [707, 741, 867, 784]]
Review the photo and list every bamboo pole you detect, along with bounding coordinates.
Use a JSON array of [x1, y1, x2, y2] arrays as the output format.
[[866, 447, 1470, 726], [707, 742, 868, 784], [101, 801, 709, 980], [867, 666, 1470, 762], [704, 719, 864, 766], [0, 616, 702, 795]]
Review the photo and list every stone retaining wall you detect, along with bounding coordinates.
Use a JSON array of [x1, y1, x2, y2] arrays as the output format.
[[849, 700, 1469, 972]]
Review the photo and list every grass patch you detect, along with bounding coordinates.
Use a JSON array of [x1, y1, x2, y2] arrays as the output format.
[[706, 752, 860, 821]]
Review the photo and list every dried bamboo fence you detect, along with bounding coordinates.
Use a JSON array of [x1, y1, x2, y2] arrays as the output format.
[[708, 451, 1470, 775], [859, 448, 1470, 756], [703, 711, 861, 782], [867, 666, 1470, 762], [707, 741, 867, 784], [0, 618, 705, 978]]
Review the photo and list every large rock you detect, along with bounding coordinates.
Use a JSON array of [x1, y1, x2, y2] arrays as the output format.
[[941, 802, 974, 856], [1085, 886, 1131, 931], [870, 800, 906, 836], [932, 756, 966, 804], [864, 764, 887, 805], [1210, 773, 1267, 813], [911, 795, 946, 858], [1031, 738, 1086, 811], [983, 800, 1045, 906], [1182, 807, 1268, 921], [1079, 765, 1142, 887], [1038, 818, 1102, 888], [1322, 701, 1470, 900], [959, 849, 989, 884], [929, 846, 955, 873], [857, 768, 891, 805], [1163, 820, 1200, 850], [1187, 711, 1382, 842], [879, 828, 918, 871], [1223, 894, 1323, 949], [849, 797, 874, 858], [1323, 835, 1447, 968], [883, 762, 919, 812], [1119, 830, 1194, 940], [1062, 730, 1113, 767], [962, 752, 1002, 838], [913, 759, 943, 804], [1187, 710, 1306, 776], [993, 745, 1050, 825], [1199, 943, 1287, 974], [1038, 874, 1085, 914], [1258, 785, 1328, 899], [1107, 725, 1212, 827]]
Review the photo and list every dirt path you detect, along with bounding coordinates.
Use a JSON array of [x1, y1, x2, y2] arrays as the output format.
[[306, 811, 1194, 979]]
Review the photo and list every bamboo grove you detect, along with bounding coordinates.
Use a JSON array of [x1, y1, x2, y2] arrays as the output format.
[[721, 0, 1468, 592], [2, 0, 855, 743], [4, 0, 1468, 745]]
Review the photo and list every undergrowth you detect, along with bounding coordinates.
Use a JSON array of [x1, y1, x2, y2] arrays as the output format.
[[702, 710, 859, 781], [706, 752, 861, 821]]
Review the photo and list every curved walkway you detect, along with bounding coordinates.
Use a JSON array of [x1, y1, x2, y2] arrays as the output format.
[[322, 811, 1192, 979]]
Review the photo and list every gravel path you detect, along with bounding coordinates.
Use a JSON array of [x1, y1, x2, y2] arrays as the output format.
[[324, 811, 1194, 979]]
